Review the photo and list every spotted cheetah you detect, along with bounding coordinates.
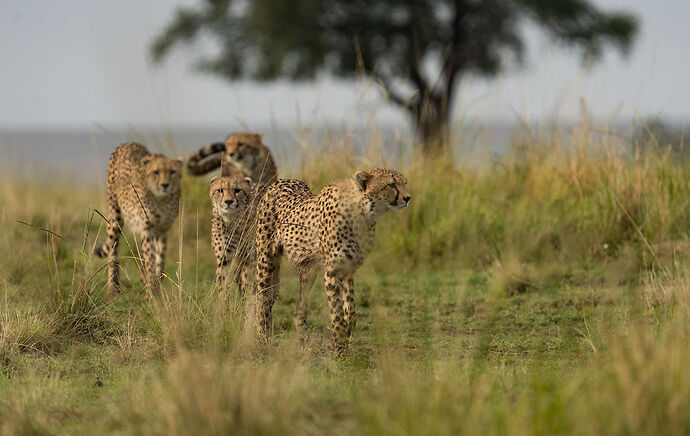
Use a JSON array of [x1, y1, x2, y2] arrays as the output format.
[[94, 142, 182, 297], [255, 168, 410, 354], [187, 132, 277, 195], [209, 166, 256, 300]]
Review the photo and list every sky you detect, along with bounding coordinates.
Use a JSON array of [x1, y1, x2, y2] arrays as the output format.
[[0, 0, 688, 130]]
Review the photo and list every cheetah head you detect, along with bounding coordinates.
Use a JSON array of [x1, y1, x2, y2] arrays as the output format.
[[353, 168, 410, 215], [222, 132, 269, 174], [142, 154, 183, 197], [209, 173, 254, 217]]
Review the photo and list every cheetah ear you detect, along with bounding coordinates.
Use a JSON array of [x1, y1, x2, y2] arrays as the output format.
[[141, 155, 153, 166], [255, 132, 263, 140], [174, 157, 184, 170], [209, 176, 219, 185], [243, 176, 253, 185], [354, 171, 370, 191]]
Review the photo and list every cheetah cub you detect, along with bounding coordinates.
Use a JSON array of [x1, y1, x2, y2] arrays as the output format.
[[187, 132, 277, 196], [209, 167, 256, 299], [94, 143, 182, 297], [255, 168, 410, 354]]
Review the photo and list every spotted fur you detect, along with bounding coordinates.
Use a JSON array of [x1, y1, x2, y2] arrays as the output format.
[[94, 143, 182, 298], [254, 168, 410, 354], [209, 167, 256, 300]]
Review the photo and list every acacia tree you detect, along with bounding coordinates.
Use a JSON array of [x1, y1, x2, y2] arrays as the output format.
[[151, 0, 637, 155]]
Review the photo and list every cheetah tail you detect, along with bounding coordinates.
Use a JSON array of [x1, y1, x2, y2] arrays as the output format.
[[186, 142, 226, 175]]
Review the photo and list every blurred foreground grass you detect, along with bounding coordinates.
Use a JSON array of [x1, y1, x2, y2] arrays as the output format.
[[1, 123, 690, 435]]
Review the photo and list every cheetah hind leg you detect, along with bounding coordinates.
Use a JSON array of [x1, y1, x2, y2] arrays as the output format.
[[256, 252, 281, 341], [295, 269, 316, 341], [343, 277, 356, 338], [94, 198, 123, 295]]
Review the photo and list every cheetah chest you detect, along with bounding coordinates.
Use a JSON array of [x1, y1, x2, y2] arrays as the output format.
[[121, 189, 179, 235]]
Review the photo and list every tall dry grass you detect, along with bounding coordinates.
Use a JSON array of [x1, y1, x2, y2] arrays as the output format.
[[1, 121, 690, 434]]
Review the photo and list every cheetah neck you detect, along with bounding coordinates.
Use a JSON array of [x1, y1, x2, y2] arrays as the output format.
[[218, 210, 246, 225], [337, 181, 378, 232]]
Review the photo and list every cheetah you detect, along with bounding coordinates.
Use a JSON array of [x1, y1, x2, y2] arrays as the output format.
[[187, 132, 277, 195], [94, 142, 182, 297], [209, 166, 256, 300], [255, 168, 410, 354]]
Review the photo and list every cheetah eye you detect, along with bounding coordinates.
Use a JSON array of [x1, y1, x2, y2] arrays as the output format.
[[388, 182, 397, 188], [170, 170, 177, 175], [216, 188, 223, 194], [153, 170, 159, 176], [233, 188, 242, 194]]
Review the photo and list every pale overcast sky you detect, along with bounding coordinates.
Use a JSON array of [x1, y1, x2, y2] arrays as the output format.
[[0, 0, 688, 130]]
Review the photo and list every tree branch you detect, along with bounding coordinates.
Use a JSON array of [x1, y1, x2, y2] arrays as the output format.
[[436, 0, 466, 100], [410, 68, 429, 98], [371, 72, 417, 111]]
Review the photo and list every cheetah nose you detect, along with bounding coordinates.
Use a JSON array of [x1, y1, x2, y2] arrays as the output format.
[[224, 199, 234, 206], [229, 152, 236, 158], [403, 195, 411, 204], [161, 183, 169, 189]]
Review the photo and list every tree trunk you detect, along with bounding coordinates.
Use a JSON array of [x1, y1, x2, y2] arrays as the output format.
[[376, 70, 455, 157], [413, 92, 451, 157]]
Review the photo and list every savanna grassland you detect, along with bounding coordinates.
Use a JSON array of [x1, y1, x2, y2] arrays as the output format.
[[2, 124, 690, 435]]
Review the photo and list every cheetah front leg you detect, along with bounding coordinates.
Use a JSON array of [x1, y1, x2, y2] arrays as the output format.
[[234, 259, 254, 297], [324, 267, 348, 355], [213, 241, 233, 302], [212, 218, 235, 300], [215, 259, 230, 301], [140, 229, 160, 298], [154, 235, 167, 280], [343, 277, 356, 338]]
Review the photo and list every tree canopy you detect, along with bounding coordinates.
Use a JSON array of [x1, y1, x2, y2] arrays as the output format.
[[151, 0, 638, 153]]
